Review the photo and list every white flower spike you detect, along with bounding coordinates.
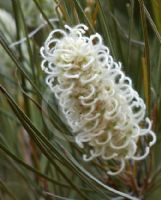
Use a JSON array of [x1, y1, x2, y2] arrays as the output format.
[[41, 24, 156, 175]]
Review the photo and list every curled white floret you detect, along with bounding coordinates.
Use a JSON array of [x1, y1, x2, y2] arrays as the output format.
[[41, 24, 156, 175]]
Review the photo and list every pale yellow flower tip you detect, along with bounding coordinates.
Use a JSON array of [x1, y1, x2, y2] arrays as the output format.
[[40, 24, 156, 175]]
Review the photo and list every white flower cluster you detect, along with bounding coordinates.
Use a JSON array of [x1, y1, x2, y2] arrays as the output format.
[[41, 24, 156, 175]]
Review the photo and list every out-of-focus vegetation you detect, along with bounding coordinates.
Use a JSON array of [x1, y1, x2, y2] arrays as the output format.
[[0, 0, 161, 199]]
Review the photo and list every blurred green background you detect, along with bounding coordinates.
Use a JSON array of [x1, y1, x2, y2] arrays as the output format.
[[0, 0, 161, 199]]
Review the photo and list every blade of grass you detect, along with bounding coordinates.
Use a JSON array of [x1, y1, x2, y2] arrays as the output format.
[[0, 86, 92, 200], [108, 0, 125, 64], [144, 5, 161, 44], [56, 142, 139, 200], [11, 0, 31, 119], [55, 1, 66, 27], [138, 0, 151, 114], [59, 0, 77, 25], [0, 144, 73, 189], [0, 85, 137, 200], [150, 0, 161, 35], [126, 0, 135, 70], [97, 0, 115, 58], [73, 0, 95, 33], [0, 179, 17, 200], [32, 0, 53, 29], [16, 0, 36, 81], [142, 57, 150, 113], [0, 33, 71, 134]]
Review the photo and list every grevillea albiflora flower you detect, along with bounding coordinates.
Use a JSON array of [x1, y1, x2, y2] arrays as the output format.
[[40, 24, 156, 175]]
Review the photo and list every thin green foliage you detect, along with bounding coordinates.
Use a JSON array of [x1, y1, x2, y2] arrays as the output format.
[[0, 0, 161, 199]]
